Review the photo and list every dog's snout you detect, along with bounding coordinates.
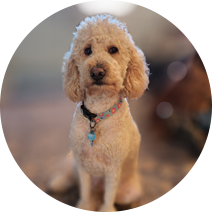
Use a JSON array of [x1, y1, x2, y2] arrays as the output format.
[[90, 67, 105, 81]]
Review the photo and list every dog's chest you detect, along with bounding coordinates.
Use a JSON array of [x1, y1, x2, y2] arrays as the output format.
[[70, 109, 125, 175]]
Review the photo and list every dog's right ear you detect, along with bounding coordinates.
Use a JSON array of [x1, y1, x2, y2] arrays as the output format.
[[122, 45, 149, 99], [62, 52, 83, 102]]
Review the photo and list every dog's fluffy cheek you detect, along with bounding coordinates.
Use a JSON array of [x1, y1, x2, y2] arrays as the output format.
[[107, 69, 124, 90], [80, 76, 92, 90], [78, 67, 92, 90]]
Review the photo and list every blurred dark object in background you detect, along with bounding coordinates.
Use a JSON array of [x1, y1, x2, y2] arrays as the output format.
[[145, 29, 196, 98], [152, 53, 211, 156]]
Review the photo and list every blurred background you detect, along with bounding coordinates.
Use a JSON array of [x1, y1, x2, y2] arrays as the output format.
[[0, 1, 211, 210]]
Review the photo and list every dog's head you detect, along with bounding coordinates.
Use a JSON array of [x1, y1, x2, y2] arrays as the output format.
[[62, 14, 149, 102]]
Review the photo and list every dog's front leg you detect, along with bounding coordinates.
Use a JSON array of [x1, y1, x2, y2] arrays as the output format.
[[100, 169, 121, 212], [76, 165, 95, 211]]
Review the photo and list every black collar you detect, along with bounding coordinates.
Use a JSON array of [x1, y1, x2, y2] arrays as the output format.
[[81, 101, 97, 121]]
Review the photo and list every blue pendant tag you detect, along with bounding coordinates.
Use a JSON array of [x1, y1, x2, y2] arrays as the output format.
[[87, 130, 96, 146]]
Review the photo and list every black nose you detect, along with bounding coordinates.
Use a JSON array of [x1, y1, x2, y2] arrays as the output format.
[[90, 67, 105, 81]]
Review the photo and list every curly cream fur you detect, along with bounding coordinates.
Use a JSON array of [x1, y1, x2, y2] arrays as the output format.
[[62, 14, 149, 211]]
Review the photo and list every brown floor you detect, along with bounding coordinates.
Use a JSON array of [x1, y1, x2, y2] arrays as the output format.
[[1, 93, 197, 210]]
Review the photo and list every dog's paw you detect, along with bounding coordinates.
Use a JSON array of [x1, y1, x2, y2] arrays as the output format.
[[99, 204, 116, 212], [76, 199, 95, 211]]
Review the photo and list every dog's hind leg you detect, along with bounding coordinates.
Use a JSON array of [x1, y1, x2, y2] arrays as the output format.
[[48, 155, 78, 193], [115, 147, 142, 205], [115, 172, 142, 205]]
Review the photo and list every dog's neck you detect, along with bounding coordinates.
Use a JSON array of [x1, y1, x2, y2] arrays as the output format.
[[83, 91, 121, 114]]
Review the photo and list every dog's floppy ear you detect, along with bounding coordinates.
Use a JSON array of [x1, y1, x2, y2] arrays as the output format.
[[122, 45, 149, 99], [62, 51, 83, 102]]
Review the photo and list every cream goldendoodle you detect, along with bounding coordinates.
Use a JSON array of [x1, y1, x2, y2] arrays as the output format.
[[61, 14, 149, 211]]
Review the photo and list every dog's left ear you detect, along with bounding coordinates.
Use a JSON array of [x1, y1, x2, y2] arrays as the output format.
[[122, 45, 149, 99], [62, 51, 83, 102]]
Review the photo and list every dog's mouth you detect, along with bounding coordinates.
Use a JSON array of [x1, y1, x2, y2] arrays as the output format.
[[92, 81, 112, 86], [94, 81, 103, 86], [91, 80, 116, 87], [86, 81, 118, 96]]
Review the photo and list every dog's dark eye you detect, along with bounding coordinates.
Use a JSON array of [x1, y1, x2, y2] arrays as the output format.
[[84, 47, 92, 55], [109, 47, 118, 54]]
